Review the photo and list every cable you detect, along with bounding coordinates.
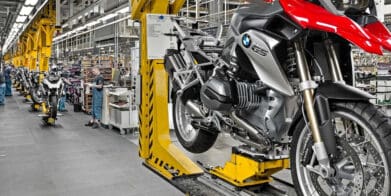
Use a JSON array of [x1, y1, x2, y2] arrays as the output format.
[[305, 48, 325, 83]]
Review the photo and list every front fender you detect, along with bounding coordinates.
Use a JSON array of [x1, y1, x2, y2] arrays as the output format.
[[288, 82, 373, 137], [316, 82, 375, 101], [288, 82, 373, 156]]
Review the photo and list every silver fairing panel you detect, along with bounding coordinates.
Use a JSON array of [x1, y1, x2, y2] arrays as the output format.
[[236, 30, 294, 96], [43, 79, 63, 89]]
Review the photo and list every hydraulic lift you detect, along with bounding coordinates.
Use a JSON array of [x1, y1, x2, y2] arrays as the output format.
[[130, 0, 292, 195]]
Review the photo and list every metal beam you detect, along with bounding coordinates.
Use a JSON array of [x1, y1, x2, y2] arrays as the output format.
[[64, 0, 102, 28], [0, 0, 23, 6]]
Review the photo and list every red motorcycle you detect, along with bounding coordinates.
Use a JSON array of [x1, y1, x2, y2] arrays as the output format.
[[165, 0, 391, 195]]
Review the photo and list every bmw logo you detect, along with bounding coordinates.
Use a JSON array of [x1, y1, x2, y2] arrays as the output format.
[[242, 34, 251, 48]]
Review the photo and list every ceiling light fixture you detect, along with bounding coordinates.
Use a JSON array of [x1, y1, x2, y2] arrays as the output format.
[[25, 0, 39, 6], [16, 15, 28, 23], [20, 6, 34, 15]]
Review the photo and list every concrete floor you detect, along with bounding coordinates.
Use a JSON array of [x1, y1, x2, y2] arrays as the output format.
[[0, 94, 182, 196], [0, 92, 295, 196]]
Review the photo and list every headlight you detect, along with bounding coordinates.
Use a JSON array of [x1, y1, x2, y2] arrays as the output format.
[[48, 76, 60, 82], [332, 0, 369, 11]]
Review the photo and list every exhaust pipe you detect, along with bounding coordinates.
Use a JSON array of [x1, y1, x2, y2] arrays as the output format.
[[185, 101, 205, 118], [231, 112, 271, 150]]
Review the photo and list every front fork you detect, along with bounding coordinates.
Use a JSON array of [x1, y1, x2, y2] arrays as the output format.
[[293, 40, 338, 178]]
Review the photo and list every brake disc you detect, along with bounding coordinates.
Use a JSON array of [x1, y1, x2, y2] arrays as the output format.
[[310, 138, 363, 196], [309, 134, 386, 196], [350, 134, 386, 196]]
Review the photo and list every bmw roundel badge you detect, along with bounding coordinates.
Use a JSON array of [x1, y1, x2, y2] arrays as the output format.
[[242, 34, 251, 48]]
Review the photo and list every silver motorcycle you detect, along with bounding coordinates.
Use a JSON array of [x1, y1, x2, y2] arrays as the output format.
[[41, 67, 64, 125], [165, 0, 391, 195]]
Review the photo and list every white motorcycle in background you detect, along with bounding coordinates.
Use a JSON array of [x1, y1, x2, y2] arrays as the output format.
[[40, 66, 65, 125]]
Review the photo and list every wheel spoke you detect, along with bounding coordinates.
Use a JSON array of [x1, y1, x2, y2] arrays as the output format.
[[366, 162, 385, 168], [176, 98, 200, 142], [341, 119, 353, 141], [295, 107, 389, 196], [344, 120, 353, 133], [352, 139, 370, 147]]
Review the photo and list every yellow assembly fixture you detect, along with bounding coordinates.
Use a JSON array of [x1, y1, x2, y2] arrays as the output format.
[[210, 153, 290, 187], [4, 0, 58, 112], [130, 0, 290, 190], [131, 0, 203, 179], [4, 0, 57, 73]]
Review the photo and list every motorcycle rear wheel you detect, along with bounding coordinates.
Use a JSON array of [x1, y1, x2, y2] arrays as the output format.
[[291, 102, 391, 196], [30, 88, 44, 104], [173, 95, 218, 153]]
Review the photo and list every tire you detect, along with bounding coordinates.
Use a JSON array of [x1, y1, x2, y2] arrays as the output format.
[[172, 93, 218, 153], [291, 102, 391, 196], [31, 88, 44, 104], [49, 95, 58, 119]]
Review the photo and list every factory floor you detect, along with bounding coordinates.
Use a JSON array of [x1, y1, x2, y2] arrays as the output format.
[[0, 91, 295, 196], [0, 93, 182, 196]]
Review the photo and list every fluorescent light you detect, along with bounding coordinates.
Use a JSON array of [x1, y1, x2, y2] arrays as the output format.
[[20, 6, 34, 15], [16, 15, 27, 23], [86, 21, 99, 27], [100, 13, 116, 21], [12, 23, 23, 29], [116, 7, 129, 14], [25, 0, 39, 6]]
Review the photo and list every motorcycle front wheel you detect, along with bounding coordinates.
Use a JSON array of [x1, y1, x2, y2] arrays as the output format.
[[49, 95, 58, 119], [291, 102, 391, 196], [173, 94, 218, 153]]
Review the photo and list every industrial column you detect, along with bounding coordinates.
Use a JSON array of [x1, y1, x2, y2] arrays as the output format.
[[130, 0, 203, 179]]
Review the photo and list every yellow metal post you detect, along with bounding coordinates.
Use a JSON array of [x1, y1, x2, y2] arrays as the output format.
[[26, 31, 38, 71], [3, 53, 11, 64], [131, 0, 203, 179], [20, 40, 28, 68]]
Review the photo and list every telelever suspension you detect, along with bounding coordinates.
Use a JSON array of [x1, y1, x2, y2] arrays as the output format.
[[293, 40, 334, 178]]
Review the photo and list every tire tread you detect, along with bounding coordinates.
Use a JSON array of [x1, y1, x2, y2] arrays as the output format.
[[172, 95, 218, 154], [291, 102, 391, 196]]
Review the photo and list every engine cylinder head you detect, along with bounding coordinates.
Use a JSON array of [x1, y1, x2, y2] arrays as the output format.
[[235, 81, 262, 110], [200, 78, 262, 112]]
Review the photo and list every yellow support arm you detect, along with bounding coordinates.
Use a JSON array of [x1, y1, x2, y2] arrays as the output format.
[[3, 0, 58, 112], [4, 0, 57, 75], [131, 0, 202, 179], [3, 53, 11, 64], [26, 31, 38, 71]]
